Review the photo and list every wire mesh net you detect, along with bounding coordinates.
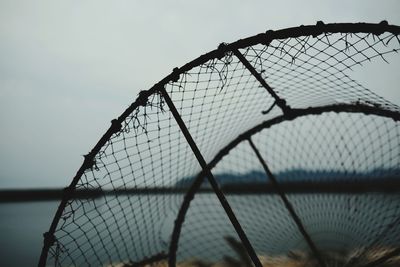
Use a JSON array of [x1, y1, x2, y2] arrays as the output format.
[[181, 113, 400, 262], [39, 22, 400, 267]]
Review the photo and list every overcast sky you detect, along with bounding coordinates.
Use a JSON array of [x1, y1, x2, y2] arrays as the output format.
[[0, 0, 399, 189]]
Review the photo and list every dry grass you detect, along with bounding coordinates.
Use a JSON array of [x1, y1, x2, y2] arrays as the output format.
[[137, 249, 399, 267], [115, 237, 400, 267], [142, 246, 400, 267]]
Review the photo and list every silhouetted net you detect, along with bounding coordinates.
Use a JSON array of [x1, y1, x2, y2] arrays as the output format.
[[39, 22, 400, 267]]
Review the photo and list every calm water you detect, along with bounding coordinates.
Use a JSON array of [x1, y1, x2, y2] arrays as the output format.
[[0, 201, 58, 267], [1, 193, 399, 266]]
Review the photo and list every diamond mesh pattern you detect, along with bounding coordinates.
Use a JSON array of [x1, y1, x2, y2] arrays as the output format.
[[39, 23, 400, 267]]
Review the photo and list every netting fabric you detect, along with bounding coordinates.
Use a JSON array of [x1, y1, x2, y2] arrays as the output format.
[[39, 22, 400, 267]]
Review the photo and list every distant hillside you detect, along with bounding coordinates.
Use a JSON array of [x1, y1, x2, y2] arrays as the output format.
[[175, 168, 400, 188]]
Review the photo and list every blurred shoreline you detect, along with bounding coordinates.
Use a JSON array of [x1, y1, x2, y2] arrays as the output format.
[[1, 177, 400, 202]]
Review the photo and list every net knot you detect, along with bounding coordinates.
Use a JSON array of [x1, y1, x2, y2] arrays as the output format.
[[62, 187, 73, 198], [380, 20, 389, 26], [110, 119, 122, 134], [43, 232, 55, 247], [276, 98, 292, 115], [373, 20, 389, 35], [171, 67, 181, 82], [263, 30, 274, 45], [316, 21, 325, 27], [137, 90, 152, 107], [217, 42, 229, 59], [83, 152, 96, 171], [265, 29, 274, 35], [313, 21, 325, 37]]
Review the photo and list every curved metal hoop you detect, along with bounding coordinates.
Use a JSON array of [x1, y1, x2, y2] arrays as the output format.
[[168, 103, 400, 266], [38, 22, 400, 267]]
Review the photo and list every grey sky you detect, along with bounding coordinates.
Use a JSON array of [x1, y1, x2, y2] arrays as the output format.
[[0, 0, 399, 188]]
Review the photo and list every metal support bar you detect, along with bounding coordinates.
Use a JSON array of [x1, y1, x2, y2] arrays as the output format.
[[247, 138, 326, 267], [159, 86, 262, 267], [232, 48, 292, 115]]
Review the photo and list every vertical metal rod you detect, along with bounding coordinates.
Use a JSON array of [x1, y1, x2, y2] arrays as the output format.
[[232, 48, 291, 114], [248, 137, 326, 267], [160, 86, 262, 267]]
